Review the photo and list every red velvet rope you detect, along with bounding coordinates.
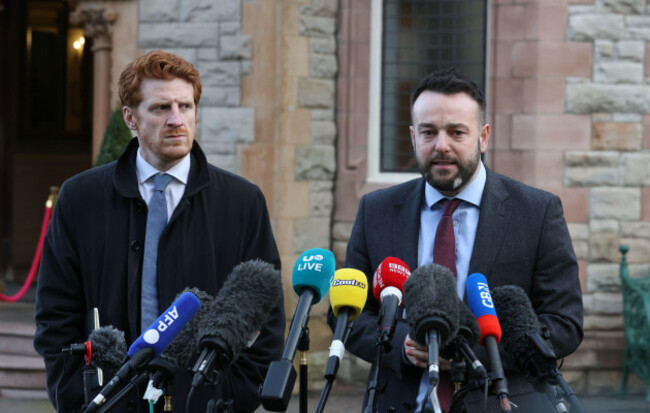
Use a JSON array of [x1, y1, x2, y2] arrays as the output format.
[[0, 203, 52, 302]]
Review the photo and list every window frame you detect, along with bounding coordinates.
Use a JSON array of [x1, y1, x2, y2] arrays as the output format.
[[366, 0, 491, 184]]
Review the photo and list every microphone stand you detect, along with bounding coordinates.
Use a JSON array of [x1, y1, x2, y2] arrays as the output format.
[[314, 379, 332, 413], [448, 340, 489, 413], [362, 339, 385, 413], [553, 370, 584, 413], [97, 371, 149, 413], [206, 398, 234, 413], [298, 326, 310, 413], [525, 331, 585, 413], [364, 295, 402, 413], [363, 321, 394, 413], [451, 358, 467, 393], [449, 358, 466, 413], [315, 322, 353, 413]]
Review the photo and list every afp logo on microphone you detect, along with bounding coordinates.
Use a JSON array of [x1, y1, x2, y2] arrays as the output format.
[[142, 305, 180, 344], [332, 279, 367, 289]]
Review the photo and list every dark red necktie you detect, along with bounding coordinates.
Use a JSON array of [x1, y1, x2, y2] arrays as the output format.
[[432, 198, 462, 411], [434, 198, 461, 277]]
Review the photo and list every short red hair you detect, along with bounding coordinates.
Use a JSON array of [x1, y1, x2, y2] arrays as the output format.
[[118, 50, 202, 108]]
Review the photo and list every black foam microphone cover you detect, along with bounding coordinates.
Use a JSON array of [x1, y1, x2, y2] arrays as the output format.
[[440, 301, 480, 359], [87, 326, 127, 378], [198, 259, 283, 368], [490, 285, 554, 372], [160, 287, 215, 370], [403, 263, 459, 348]]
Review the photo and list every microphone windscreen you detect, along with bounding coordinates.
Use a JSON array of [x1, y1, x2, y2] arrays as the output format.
[[160, 288, 215, 370], [128, 291, 201, 358], [372, 257, 411, 303], [199, 259, 283, 365], [403, 263, 459, 347], [439, 300, 480, 359], [457, 301, 481, 346], [330, 268, 368, 320], [292, 248, 335, 303], [466, 273, 501, 344], [87, 325, 127, 377], [491, 285, 543, 369]]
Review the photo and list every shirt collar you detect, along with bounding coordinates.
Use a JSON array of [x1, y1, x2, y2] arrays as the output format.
[[136, 149, 191, 185], [424, 161, 487, 208]]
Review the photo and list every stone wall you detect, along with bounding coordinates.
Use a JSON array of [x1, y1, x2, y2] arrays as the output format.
[[240, 0, 339, 344], [239, 0, 343, 389], [136, 0, 339, 353], [137, 0, 254, 173], [561, 0, 650, 394]]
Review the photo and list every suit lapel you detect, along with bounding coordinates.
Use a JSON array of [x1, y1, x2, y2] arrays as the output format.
[[469, 169, 511, 278], [393, 179, 423, 271]]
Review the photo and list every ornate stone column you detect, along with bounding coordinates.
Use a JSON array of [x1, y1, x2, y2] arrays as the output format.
[[70, 7, 117, 162]]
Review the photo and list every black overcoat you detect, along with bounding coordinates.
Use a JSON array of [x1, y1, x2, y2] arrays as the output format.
[[34, 138, 285, 412]]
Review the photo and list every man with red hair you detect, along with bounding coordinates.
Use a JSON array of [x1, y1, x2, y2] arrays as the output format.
[[34, 50, 285, 413]]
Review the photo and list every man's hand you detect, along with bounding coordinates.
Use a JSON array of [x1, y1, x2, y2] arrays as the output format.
[[404, 334, 428, 368], [404, 334, 452, 370]]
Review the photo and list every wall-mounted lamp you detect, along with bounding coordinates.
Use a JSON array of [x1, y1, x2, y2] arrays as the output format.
[[73, 36, 85, 50]]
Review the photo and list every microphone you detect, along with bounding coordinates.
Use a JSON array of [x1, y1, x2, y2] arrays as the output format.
[[466, 273, 511, 412], [144, 288, 216, 405], [325, 268, 368, 381], [191, 260, 282, 388], [261, 248, 335, 412], [62, 325, 127, 379], [372, 256, 411, 346], [491, 285, 584, 413], [84, 291, 201, 413], [158, 288, 215, 371], [403, 263, 459, 386], [442, 301, 487, 380]]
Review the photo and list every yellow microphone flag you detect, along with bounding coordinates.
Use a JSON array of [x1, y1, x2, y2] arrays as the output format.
[[330, 268, 368, 320]]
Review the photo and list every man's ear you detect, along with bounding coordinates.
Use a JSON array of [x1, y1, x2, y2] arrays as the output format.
[[479, 123, 490, 153], [123, 106, 138, 131], [410, 125, 416, 151]]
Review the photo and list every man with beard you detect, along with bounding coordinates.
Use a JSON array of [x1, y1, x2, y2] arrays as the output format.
[[34, 50, 285, 413], [330, 69, 582, 412]]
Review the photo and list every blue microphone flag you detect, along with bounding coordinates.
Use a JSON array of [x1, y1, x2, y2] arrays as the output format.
[[466, 273, 501, 343], [128, 291, 201, 358], [291, 248, 335, 303], [466, 273, 498, 318]]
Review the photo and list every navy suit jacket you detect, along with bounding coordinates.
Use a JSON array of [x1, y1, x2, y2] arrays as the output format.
[[332, 168, 583, 413]]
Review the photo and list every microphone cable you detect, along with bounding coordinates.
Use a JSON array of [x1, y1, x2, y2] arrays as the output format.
[[448, 378, 489, 413], [185, 387, 195, 413]]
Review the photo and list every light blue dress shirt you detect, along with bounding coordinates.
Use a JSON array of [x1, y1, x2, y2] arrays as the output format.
[[414, 161, 487, 411], [135, 149, 190, 221]]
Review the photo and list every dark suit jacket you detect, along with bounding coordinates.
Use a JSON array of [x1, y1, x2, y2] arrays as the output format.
[[331, 167, 583, 413], [34, 139, 285, 413]]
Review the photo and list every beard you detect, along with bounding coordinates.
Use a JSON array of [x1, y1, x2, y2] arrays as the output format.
[[417, 141, 481, 193]]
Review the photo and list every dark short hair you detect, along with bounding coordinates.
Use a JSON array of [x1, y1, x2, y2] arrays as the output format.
[[410, 68, 486, 124], [118, 50, 202, 108]]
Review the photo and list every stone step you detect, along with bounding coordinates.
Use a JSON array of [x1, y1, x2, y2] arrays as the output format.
[[0, 388, 49, 400], [0, 322, 39, 357], [0, 354, 46, 390]]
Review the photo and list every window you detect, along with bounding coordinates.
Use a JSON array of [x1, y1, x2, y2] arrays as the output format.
[[367, 0, 488, 182]]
